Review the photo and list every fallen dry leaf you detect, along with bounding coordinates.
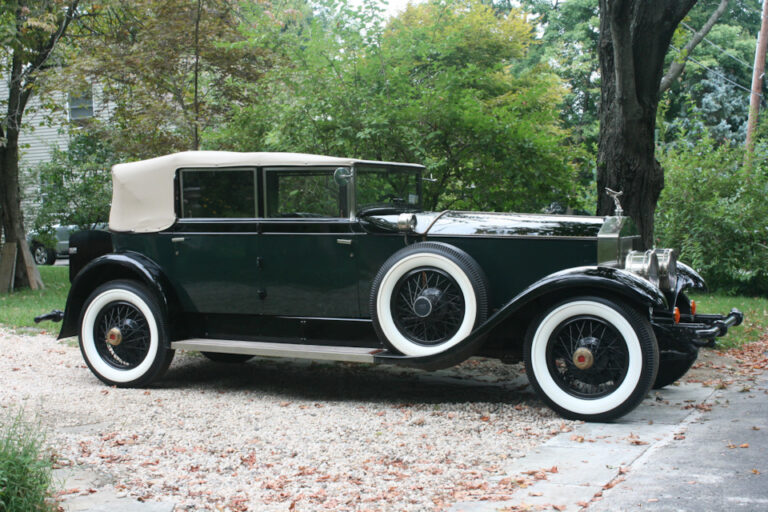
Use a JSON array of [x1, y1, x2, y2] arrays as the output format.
[[603, 476, 625, 490], [740, 443, 750, 448]]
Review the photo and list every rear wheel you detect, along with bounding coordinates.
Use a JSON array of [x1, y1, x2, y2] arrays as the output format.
[[524, 296, 659, 422], [79, 280, 174, 387]]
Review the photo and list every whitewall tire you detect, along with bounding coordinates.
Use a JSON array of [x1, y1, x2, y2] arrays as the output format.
[[79, 280, 174, 387], [370, 242, 488, 357], [524, 297, 658, 422]]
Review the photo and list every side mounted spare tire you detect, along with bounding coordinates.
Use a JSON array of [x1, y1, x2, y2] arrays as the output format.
[[524, 296, 659, 422], [79, 279, 175, 387], [370, 242, 488, 357]]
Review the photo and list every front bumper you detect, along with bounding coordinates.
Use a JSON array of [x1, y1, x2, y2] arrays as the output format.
[[652, 309, 744, 348]]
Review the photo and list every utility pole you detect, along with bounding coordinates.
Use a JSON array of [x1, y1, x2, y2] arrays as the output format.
[[746, 0, 768, 154]]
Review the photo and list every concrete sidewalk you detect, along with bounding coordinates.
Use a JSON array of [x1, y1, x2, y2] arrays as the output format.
[[451, 373, 768, 512]]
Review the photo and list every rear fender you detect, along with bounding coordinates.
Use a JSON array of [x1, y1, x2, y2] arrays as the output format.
[[58, 252, 178, 343]]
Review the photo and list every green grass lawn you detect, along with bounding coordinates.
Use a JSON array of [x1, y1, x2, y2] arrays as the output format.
[[0, 266, 69, 333], [0, 267, 765, 351], [690, 292, 768, 350]]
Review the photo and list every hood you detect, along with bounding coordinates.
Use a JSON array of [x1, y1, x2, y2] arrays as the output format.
[[367, 211, 606, 238]]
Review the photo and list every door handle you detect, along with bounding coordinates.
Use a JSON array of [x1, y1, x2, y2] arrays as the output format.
[[171, 237, 185, 243], [336, 239, 352, 245]]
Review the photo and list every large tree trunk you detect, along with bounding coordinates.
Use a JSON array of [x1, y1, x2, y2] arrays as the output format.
[[1, 54, 43, 290], [0, 134, 43, 290], [596, 0, 697, 249]]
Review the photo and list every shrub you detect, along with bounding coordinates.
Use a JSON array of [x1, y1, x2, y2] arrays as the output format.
[[656, 136, 768, 295], [0, 413, 57, 512]]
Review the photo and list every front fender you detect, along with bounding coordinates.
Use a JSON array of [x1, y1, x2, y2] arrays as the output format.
[[375, 266, 666, 370], [676, 262, 706, 293], [58, 252, 175, 340]]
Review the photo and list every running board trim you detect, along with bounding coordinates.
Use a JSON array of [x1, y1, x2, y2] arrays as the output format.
[[171, 338, 382, 363]]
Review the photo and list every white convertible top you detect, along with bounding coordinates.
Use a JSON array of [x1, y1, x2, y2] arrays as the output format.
[[109, 151, 422, 233]]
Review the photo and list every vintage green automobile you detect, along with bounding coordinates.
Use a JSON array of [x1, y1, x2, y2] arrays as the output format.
[[55, 151, 742, 421]]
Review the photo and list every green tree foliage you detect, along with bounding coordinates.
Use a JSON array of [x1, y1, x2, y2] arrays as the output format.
[[210, 0, 583, 212], [655, 133, 768, 294], [659, 1, 760, 145], [33, 132, 116, 233], [519, 0, 600, 150], [66, 0, 278, 158]]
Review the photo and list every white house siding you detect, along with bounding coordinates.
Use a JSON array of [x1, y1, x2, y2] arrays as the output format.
[[1, 72, 111, 227], [18, 92, 71, 223]]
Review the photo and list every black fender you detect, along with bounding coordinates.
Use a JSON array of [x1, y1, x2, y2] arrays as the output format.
[[375, 266, 666, 370], [676, 262, 706, 293], [58, 252, 178, 342]]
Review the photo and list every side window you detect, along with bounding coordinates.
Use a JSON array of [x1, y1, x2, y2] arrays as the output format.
[[264, 168, 346, 218], [179, 168, 256, 218]]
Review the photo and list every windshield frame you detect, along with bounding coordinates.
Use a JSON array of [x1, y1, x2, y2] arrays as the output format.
[[352, 163, 423, 219]]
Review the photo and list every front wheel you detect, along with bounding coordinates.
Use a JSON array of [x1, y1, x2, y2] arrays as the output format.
[[524, 297, 659, 422], [79, 280, 175, 387]]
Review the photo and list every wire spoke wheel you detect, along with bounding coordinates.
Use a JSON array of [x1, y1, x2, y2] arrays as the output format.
[[391, 267, 465, 345], [546, 315, 629, 399], [93, 301, 151, 369], [524, 297, 659, 422], [371, 243, 487, 357], [79, 280, 174, 387]]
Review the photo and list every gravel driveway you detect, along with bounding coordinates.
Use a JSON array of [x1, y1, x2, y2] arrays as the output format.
[[0, 328, 567, 511]]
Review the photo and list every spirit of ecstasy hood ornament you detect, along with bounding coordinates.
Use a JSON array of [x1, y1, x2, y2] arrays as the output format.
[[605, 188, 624, 217]]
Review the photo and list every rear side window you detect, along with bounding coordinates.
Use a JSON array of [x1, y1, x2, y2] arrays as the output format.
[[179, 168, 256, 218]]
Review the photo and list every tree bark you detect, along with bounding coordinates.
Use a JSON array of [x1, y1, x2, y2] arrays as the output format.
[[1, 53, 43, 289], [597, 0, 697, 249], [0, 137, 43, 290]]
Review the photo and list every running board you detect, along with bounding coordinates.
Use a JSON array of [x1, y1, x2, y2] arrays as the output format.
[[171, 338, 382, 363]]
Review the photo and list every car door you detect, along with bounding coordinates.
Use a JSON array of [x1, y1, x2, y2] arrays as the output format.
[[163, 167, 263, 315], [257, 167, 360, 318]]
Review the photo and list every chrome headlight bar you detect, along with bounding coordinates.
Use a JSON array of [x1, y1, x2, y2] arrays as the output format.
[[653, 248, 677, 291], [624, 249, 678, 291], [625, 250, 660, 288]]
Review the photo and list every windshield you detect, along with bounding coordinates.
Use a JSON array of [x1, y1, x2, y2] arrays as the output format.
[[355, 164, 422, 214]]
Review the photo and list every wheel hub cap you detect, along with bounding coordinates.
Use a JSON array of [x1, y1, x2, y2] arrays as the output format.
[[106, 327, 123, 346], [412, 287, 443, 318], [572, 347, 594, 370], [413, 296, 433, 317]]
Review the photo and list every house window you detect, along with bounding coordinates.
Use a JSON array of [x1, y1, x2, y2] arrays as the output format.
[[68, 89, 93, 121]]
